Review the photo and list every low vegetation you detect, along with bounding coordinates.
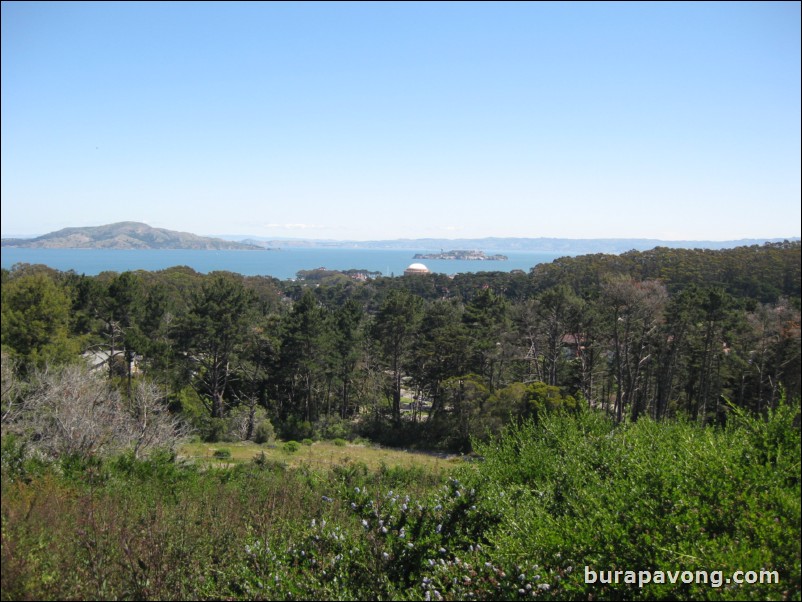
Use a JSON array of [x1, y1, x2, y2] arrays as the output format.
[[2, 401, 798, 600]]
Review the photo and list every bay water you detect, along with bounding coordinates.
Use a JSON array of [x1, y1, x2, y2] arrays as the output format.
[[0, 247, 565, 280]]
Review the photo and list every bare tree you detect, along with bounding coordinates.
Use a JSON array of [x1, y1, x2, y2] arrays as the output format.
[[1, 352, 25, 426], [2, 362, 188, 460], [127, 379, 191, 458]]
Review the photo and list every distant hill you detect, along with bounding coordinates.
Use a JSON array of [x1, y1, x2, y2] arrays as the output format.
[[218, 235, 800, 254], [1, 222, 263, 250], [6, 224, 797, 254]]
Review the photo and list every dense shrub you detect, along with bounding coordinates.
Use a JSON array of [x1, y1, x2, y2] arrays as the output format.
[[283, 440, 301, 453], [253, 419, 276, 444], [452, 400, 801, 600], [278, 416, 314, 441], [313, 414, 353, 440]]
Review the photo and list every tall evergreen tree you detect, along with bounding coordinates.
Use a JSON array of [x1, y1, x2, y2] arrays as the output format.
[[1, 272, 77, 370], [174, 273, 255, 419], [462, 288, 509, 391], [276, 289, 331, 422], [331, 299, 364, 418], [372, 289, 423, 422]]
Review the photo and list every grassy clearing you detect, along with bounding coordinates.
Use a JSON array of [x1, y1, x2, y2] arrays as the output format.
[[179, 439, 462, 473]]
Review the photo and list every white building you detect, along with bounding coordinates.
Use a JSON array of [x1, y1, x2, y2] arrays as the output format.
[[404, 262, 430, 275]]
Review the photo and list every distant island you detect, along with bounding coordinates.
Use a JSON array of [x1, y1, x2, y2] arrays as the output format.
[[1, 222, 263, 250], [296, 267, 383, 282], [413, 250, 508, 261]]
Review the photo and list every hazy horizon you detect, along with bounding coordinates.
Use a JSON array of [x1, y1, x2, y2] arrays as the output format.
[[3, 221, 798, 245], [2, 2, 800, 241]]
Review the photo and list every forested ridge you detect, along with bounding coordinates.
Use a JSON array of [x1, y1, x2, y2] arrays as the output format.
[[1, 241, 800, 600]]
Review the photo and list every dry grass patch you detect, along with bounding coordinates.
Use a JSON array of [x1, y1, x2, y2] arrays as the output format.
[[179, 439, 460, 474]]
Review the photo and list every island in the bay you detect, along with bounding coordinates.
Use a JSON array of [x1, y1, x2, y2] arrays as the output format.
[[1, 221, 263, 250], [413, 249, 508, 261]]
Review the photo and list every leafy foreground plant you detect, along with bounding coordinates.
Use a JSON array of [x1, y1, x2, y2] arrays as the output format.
[[2, 401, 799, 600], [445, 402, 801, 601]]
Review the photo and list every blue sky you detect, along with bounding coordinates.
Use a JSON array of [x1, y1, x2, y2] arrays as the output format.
[[2, 1, 800, 241]]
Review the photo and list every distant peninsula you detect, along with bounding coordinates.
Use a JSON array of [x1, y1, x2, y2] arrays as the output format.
[[1, 222, 263, 250], [413, 250, 508, 261]]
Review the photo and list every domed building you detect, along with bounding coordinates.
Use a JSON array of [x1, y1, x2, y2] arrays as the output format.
[[404, 262, 430, 276]]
